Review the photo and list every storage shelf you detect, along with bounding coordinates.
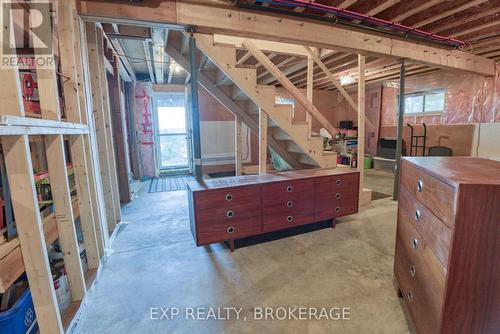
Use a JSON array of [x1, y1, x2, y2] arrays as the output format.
[[0, 198, 80, 293]]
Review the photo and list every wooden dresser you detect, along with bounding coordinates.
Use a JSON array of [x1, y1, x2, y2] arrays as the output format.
[[394, 157, 500, 334], [188, 169, 359, 251]]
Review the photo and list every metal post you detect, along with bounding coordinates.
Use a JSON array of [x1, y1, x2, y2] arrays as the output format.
[[188, 32, 203, 181], [393, 60, 405, 200]]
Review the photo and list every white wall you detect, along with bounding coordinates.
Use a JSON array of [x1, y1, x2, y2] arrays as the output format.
[[200, 121, 251, 166], [471, 123, 500, 161]]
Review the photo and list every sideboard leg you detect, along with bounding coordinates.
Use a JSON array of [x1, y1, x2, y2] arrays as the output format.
[[331, 219, 336, 228], [229, 240, 235, 252]]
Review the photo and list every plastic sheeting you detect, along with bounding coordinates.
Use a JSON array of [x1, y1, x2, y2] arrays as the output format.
[[384, 69, 500, 125]]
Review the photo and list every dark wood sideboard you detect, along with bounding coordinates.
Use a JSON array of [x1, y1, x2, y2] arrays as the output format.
[[187, 169, 360, 251], [394, 157, 500, 334]]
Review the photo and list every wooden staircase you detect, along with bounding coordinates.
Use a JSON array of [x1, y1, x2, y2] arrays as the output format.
[[167, 32, 337, 169]]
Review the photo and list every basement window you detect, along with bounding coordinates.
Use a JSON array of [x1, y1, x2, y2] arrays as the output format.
[[401, 89, 445, 115]]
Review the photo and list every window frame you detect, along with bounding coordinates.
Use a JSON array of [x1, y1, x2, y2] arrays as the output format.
[[399, 89, 445, 116]]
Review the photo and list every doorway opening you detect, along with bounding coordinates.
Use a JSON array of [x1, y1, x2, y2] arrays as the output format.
[[153, 92, 192, 174]]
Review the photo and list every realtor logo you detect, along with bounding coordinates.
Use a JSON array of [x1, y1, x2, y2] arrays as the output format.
[[1, 0, 54, 68]]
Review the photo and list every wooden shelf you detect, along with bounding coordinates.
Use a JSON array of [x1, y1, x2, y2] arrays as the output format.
[[0, 198, 80, 293]]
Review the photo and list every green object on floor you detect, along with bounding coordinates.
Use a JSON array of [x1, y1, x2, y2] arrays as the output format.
[[364, 155, 373, 169], [270, 148, 293, 172]]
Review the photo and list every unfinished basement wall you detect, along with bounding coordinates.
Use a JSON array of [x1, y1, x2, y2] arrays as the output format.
[[378, 70, 500, 157], [133, 83, 258, 178]]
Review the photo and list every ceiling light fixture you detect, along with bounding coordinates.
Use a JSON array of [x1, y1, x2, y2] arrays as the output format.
[[340, 75, 355, 86]]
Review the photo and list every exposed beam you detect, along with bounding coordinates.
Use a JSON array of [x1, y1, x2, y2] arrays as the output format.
[[77, 1, 496, 76], [365, 0, 400, 16], [304, 46, 357, 112], [392, 0, 444, 23], [431, 5, 500, 34], [214, 34, 333, 57], [412, 0, 488, 28], [243, 39, 337, 137], [450, 21, 500, 39], [143, 40, 155, 83], [338, 0, 358, 10]]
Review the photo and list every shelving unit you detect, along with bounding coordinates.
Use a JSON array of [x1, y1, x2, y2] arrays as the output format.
[[0, 1, 121, 333]]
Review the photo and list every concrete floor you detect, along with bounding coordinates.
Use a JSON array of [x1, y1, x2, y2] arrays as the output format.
[[74, 179, 410, 334], [364, 169, 395, 196]]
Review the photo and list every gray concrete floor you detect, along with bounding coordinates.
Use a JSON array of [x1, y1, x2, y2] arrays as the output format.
[[74, 180, 410, 334], [364, 169, 395, 196]]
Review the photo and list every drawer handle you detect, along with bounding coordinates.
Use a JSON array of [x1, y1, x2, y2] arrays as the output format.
[[225, 194, 233, 201], [227, 226, 234, 234], [417, 179, 423, 192], [287, 185, 293, 192], [287, 215, 293, 223], [412, 238, 418, 250], [335, 192, 341, 199], [287, 201, 293, 208], [410, 265, 416, 277], [226, 211, 234, 218], [415, 209, 421, 222], [336, 179, 341, 186], [335, 207, 341, 213], [407, 290, 413, 302]]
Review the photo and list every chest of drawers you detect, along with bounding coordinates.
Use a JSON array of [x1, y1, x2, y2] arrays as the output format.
[[188, 169, 359, 251], [394, 157, 500, 334]]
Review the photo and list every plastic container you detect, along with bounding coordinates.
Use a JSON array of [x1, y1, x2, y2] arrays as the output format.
[[0, 287, 38, 334], [364, 155, 373, 169]]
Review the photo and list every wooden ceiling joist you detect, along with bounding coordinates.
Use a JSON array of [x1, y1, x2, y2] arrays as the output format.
[[411, 0, 488, 28], [78, 1, 496, 76]]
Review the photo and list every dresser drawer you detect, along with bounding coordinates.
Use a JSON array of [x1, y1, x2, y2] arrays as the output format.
[[196, 216, 262, 245], [315, 173, 359, 221], [194, 185, 262, 245], [395, 218, 446, 325], [399, 188, 451, 268], [195, 184, 261, 211], [395, 241, 442, 334], [401, 160, 456, 227], [262, 178, 314, 205], [195, 201, 262, 245], [263, 193, 314, 232]]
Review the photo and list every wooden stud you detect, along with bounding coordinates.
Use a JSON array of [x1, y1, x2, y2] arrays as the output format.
[[96, 27, 122, 225], [0, 31, 63, 331], [243, 40, 338, 137], [235, 115, 242, 176], [357, 54, 366, 204], [306, 49, 314, 137], [86, 22, 118, 232], [74, 6, 109, 257], [35, 2, 86, 302], [57, 0, 101, 269], [108, 57, 132, 203], [259, 108, 268, 174]]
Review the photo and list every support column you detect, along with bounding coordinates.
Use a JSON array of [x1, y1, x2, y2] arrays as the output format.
[[393, 60, 406, 200], [306, 48, 315, 137], [357, 54, 366, 204], [259, 108, 268, 174], [235, 115, 242, 176], [188, 33, 203, 181]]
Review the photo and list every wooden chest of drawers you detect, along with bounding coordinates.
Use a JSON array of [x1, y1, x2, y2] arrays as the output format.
[[188, 169, 359, 251], [394, 157, 500, 334]]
